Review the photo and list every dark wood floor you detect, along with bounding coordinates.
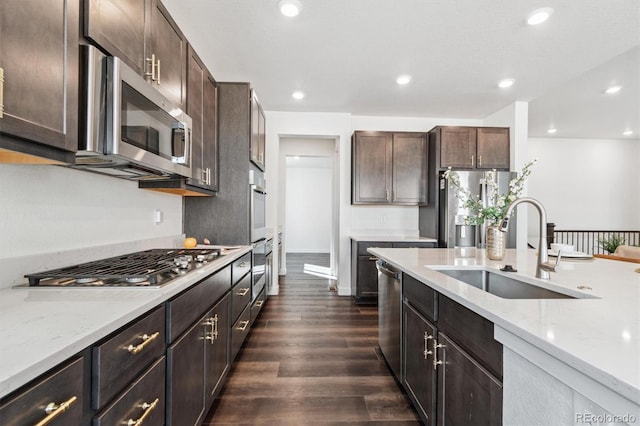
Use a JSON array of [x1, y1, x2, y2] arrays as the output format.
[[203, 253, 421, 425]]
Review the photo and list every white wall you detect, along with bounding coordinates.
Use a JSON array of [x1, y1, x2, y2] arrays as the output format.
[[264, 111, 483, 295], [528, 138, 640, 230], [483, 101, 530, 249], [285, 161, 332, 252], [0, 165, 183, 259]]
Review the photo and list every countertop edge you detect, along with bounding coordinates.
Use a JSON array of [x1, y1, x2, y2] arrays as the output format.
[[0, 246, 252, 400]]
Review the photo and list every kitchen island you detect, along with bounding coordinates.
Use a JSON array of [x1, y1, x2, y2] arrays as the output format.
[[369, 247, 640, 425]]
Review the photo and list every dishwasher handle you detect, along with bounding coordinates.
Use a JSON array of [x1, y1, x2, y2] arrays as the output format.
[[376, 260, 401, 280]]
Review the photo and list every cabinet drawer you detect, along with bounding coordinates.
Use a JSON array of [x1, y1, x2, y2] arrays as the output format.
[[250, 287, 267, 327], [358, 242, 392, 256], [167, 265, 231, 343], [231, 273, 252, 324], [94, 357, 166, 426], [0, 357, 83, 426], [403, 273, 437, 322], [232, 253, 251, 284], [392, 242, 436, 248], [231, 304, 251, 362], [437, 294, 502, 380], [93, 306, 165, 409]]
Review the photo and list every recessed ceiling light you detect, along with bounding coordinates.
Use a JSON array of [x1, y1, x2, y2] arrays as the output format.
[[292, 90, 305, 100], [278, 0, 302, 17], [527, 7, 553, 25], [623, 130, 633, 136], [605, 85, 622, 94], [498, 78, 515, 89], [547, 128, 557, 134], [396, 75, 412, 85]]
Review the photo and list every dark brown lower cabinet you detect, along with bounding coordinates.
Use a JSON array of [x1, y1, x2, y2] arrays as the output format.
[[0, 357, 84, 426], [167, 311, 207, 426], [399, 277, 503, 426], [205, 293, 231, 407], [94, 357, 165, 426], [403, 302, 437, 426], [436, 333, 502, 426]]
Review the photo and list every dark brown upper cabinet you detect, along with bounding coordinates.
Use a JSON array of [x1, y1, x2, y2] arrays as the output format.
[[352, 131, 427, 205], [85, 0, 186, 108], [250, 90, 266, 171], [139, 44, 218, 196], [0, 0, 79, 164], [435, 126, 510, 170]]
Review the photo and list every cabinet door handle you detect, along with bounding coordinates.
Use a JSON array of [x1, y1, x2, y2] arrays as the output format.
[[471, 155, 475, 167], [433, 340, 445, 370], [125, 332, 160, 355], [145, 54, 156, 81], [478, 155, 482, 167], [236, 287, 250, 297], [156, 59, 161, 85], [238, 261, 250, 268], [35, 396, 78, 426], [237, 320, 250, 331], [255, 300, 264, 308], [0, 67, 4, 119], [423, 333, 433, 359], [125, 398, 160, 426], [368, 256, 378, 261], [204, 314, 218, 343]]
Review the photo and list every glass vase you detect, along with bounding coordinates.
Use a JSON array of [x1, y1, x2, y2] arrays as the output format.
[[485, 225, 506, 260]]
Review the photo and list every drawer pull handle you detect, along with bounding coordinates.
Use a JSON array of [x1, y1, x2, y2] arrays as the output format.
[[35, 396, 78, 426], [126, 332, 160, 355], [423, 332, 433, 359], [204, 314, 219, 343], [368, 256, 378, 261], [238, 261, 250, 268], [125, 398, 159, 426], [236, 287, 250, 297], [237, 320, 250, 331], [433, 341, 445, 370], [255, 300, 264, 308]]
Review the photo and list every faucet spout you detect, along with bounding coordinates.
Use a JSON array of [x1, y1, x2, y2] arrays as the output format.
[[500, 197, 551, 279]]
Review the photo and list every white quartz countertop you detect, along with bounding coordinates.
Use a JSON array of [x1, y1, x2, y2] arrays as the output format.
[[368, 247, 640, 404], [0, 246, 251, 400], [351, 235, 437, 243]]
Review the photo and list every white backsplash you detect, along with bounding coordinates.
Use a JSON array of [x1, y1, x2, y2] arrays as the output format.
[[0, 164, 184, 288]]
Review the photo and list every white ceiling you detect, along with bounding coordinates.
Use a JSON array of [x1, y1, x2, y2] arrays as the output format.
[[162, 0, 640, 140]]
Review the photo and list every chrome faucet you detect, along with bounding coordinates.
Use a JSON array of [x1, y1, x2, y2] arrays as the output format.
[[499, 197, 558, 280]]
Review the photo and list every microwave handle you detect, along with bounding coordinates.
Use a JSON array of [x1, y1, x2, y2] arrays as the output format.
[[171, 121, 191, 165]]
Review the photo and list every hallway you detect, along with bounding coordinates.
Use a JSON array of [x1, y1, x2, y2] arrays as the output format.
[[203, 253, 420, 424]]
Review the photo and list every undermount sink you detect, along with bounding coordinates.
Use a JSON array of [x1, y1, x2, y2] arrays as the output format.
[[436, 269, 576, 299]]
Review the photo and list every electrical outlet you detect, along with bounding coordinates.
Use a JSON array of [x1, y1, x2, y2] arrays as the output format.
[[154, 209, 163, 225]]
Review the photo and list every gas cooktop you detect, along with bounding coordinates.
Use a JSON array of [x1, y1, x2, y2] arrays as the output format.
[[25, 248, 223, 288]]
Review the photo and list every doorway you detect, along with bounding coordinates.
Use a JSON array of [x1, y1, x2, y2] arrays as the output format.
[[278, 137, 339, 286]]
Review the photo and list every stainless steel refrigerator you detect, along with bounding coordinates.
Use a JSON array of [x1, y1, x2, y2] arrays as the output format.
[[436, 170, 517, 249]]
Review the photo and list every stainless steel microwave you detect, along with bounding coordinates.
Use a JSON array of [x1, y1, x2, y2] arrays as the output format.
[[74, 45, 192, 179]]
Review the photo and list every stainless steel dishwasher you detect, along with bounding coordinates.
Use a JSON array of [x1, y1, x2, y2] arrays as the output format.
[[376, 259, 402, 380]]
